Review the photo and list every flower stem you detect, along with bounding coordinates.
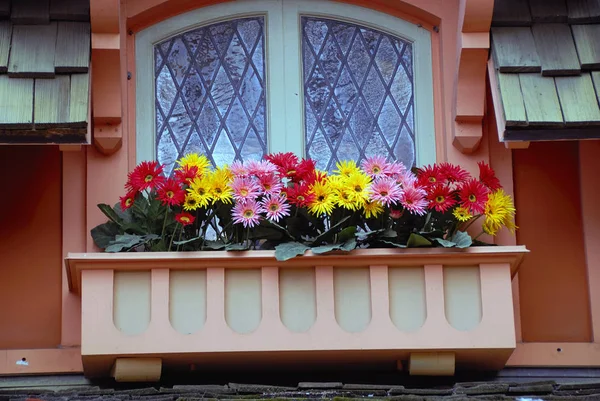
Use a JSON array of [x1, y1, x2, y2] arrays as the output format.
[[462, 214, 482, 232], [160, 206, 169, 242], [168, 223, 179, 251], [176, 226, 184, 251]]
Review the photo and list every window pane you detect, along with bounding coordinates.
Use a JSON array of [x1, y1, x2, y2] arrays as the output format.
[[302, 17, 415, 172], [154, 17, 267, 174]]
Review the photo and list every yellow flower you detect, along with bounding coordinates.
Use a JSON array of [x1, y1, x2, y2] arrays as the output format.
[[177, 153, 210, 175], [183, 193, 201, 211], [453, 206, 473, 222], [483, 189, 516, 235], [208, 170, 233, 204], [308, 181, 335, 215], [188, 176, 213, 208], [346, 171, 371, 207], [363, 200, 384, 219], [335, 188, 358, 210], [334, 160, 360, 177]]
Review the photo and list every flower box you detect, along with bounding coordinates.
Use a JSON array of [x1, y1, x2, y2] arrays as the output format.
[[66, 246, 527, 381]]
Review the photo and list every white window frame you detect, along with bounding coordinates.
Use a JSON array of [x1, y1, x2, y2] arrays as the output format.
[[135, 0, 436, 166]]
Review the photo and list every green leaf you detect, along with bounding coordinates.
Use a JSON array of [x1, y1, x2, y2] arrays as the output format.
[[205, 240, 227, 250], [407, 233, 432, 248], [431, 238, 456, 248], [98, 204, 123, 225], [338, 226, 357, 243], [263, 220, 295, 240], [275, 242, 310, 261], [248, 225, 284, 240], [90, 222, 120, 249], [173, 236, 203, 246], [105, 234, 148, 253], [113, 202, 133, 224], [451, 231, 473, 248], [312, 215, 350, 245], [380, 239, 407, 248], [340, 238, 357, 251], [226, 243, 250, 251], [311, 243, 342, 254]]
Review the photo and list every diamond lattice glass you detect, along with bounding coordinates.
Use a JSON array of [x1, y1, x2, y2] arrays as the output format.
[[154, 17, 267, 174], [302, 17, 415, 172]]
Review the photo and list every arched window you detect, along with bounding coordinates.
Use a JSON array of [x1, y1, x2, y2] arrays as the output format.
[[136, 0, 434, 175]]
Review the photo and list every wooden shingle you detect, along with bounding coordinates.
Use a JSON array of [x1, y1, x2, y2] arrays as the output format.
[[55, 22, 90, 73], [572, 25, 600, 70], [532, 24, 581, 76], [0, 76, 33, 128], [50, 0, 90, 21], [0, 0, 10, 18], [569, 0, 600, 23], [8, 23, 58, 78], [518, 73, 564, 126], [529, 0, 568, 22], [497, 72, 528, 126], [492, 0, 532, 26], [492, 27, 541, 72], [11, 0, 50, 24], [591, 72, 600, 108], [0, 22, 11, 73], [556, 74, 600, 125], [34, 76, 71, 128], [69, 73, 89, 125]]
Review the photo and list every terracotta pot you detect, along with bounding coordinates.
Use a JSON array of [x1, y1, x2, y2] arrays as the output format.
[[66, 246, 527, 381]]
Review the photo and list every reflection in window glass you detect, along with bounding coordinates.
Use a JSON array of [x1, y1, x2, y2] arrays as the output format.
[[154, 17, 267, 174], [302, 17, 415, 172]]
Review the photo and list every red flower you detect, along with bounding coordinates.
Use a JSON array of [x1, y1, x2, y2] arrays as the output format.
[[295, 158, 317, 182], [284, 182, 314, 207], [127, 161, 165, 192], [174, 165, 199, 185], [478, 161, 501, 191], [157, 179, 186, 206], [175, 212, 195, 226], [426, 184, 457, 213], [119, 191, 136, 210], [264, 152, 299, 178], [439, 162, 470, 184], [458, 179, 489, 214], [416, 164, 443, 188], [304, 169, 327, 186]]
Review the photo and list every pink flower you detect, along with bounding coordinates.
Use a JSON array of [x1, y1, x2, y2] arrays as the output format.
[[386, 161, 407, 177], [361, 156, 390, 178], [258, 173, 283, 195], [370, 177, 402, 206], [400, 185, 428, 216], [230, 160, 248, 177], [246, 159, 278, 176], [260, 194, 291, 222], [395, 169, 417, 188], [232, 199, 263, 228], [230, 176, 261, 202]]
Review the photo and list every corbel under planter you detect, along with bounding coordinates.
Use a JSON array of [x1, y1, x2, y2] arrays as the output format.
[[65, 246, 527, 382]]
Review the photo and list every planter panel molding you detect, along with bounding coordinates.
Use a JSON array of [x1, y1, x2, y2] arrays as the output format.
[[66, 247, 527, 381]]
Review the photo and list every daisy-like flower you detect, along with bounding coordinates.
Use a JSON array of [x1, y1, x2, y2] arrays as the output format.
[[426, 184, 456, 213], [119, 191, 136, 210], [230, 176, 261, 202], [177, 153, 210, 175], [335, 188, 358, 211], [395, 169, 418, 188], [157, 178, 186, 206], [183, 193, 201, 211], [188, 176, 213, 208], [478, 161, 502, 191], [416, 164, 443, 188], [361, 156, 390, 178], [246, 159, 278, 177], [285, 182, 314, 207], [174, 165, 200, 185], [386, 161, 407, 177], [175, 212, 195, 226], [482, 189, 516, 235], [260, 194, 291, 222], [390, 208, 403, 219], [308, 181, 335, 215], [304, 169, 328, 186], [232, 199, 262, 228], [440, 162, 470, 184], [208, 173, 233, 205], [335, 160, 360, 177], [453, 206, 473, 222], [400, 185, 428, 215], [458, 178, 489, 214], [264, 152, 299, 178], [258, 173, 283, 195], [370, 177, 402, 206], [346, 171, 372, 207], [230, 160, 248, 177], [295, 158, 317, 182], [363, 200, 384, 219], [127, 161, 165, 192]]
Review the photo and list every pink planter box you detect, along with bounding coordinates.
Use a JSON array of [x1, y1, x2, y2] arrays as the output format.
[[66, 247, 527, 381]]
